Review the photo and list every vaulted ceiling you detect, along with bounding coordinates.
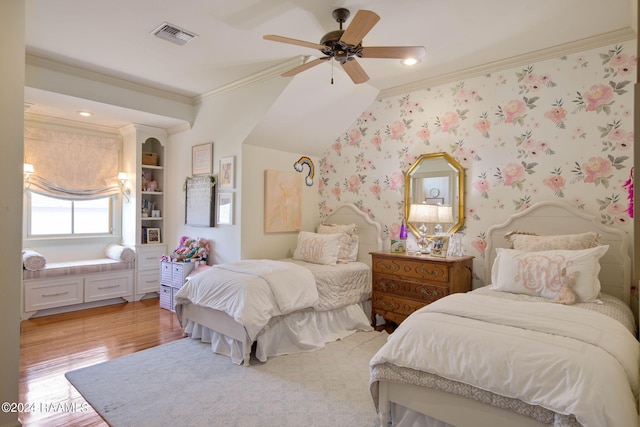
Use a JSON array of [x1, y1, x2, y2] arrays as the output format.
[[24, 0, 636, 153]]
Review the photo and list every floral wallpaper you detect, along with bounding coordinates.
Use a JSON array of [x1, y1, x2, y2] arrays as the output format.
[[318, 41, 636, 294]]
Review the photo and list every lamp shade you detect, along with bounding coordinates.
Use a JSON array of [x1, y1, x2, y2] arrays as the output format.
[[118, 172, 128, 181], [24, 163, 34, 174], [437, 205, 454, 224], [408, 203, 439, 224]]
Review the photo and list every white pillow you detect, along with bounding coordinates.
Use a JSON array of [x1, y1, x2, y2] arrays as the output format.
[[22, 249, 46, 271], [491, 246, 608, 302], [105, 243, 136, 262], [317, 223, 357, 263], [347, 235, 359, 262], [293, 231, 345, 265]]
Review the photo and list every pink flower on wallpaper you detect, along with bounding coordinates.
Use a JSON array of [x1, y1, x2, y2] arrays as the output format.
[[402, 101, 421, 114], [610, 53, 637, 75], [544, 106, 567, 126], [503, 99, 527, 123], [471, 239, 487, 254], [607, 202, 627, 216], [439, 111, 459, 133], [389, 223, 401, 239], [473, 118, 491, 136], [389, 121, 406, 140], [543, 174, 565, 192], [331, 186, 342, 200], [332, 141, 342, 155], [583, 84, 614, 112], [348, 129, 362, 146], [417, 128, 431, 142], [473, 178, 490, 193], [347, 175, 361, 192], [370, 135, 382, 151], [388, 171, 404, 191], [582, 156, 612, 183], [370, 183, 382, 200], [359, 111, 375, 123], [502, 163, 525, 186]]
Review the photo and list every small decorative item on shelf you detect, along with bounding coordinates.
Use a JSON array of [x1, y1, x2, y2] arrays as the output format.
[[391, 218, 408, 254], [170, 236, 211, 262], [142, 151, 158, 166]]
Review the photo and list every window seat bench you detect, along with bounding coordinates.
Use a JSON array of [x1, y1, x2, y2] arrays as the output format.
[[22, 258, 135, 320]]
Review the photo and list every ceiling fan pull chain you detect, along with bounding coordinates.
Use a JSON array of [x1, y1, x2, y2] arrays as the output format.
[[331, 59, 334, 85]]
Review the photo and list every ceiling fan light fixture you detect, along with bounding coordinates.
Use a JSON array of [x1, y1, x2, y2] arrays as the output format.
[[402, 57, 420, 66]]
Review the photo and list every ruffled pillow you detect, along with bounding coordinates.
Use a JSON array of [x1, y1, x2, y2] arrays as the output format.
[[22, 249, 46, 271], [504, 231, 600, 251], [317, 223, 358, 263], [105, 243, 136, 262]]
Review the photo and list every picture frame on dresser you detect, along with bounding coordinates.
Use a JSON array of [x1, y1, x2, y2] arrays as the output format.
[[430, 235, 449, 258]]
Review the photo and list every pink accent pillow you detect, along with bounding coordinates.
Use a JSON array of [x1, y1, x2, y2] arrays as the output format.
[[491, 246, 608, 302]]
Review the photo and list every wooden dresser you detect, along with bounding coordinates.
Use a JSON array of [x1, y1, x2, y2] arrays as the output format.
[[370, 251, 473, 326]]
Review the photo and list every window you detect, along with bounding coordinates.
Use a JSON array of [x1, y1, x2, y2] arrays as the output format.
[[28, 193, 113, 237]]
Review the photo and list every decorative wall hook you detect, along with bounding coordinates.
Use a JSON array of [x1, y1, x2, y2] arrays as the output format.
[[294, 156, 314, 186]]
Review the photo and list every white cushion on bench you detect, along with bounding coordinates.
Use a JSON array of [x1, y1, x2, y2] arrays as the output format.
[[23, 258, 134, 281]]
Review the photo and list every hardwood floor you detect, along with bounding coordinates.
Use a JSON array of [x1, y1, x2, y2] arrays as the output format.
[[19, 298, 184, 427]]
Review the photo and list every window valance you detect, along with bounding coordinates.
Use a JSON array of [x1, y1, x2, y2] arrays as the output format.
[[24, 126, 121, 200]]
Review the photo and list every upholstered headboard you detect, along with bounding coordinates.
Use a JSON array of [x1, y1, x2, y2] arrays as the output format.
[[484, 201, 631, 305], [323, 203, 382, 267]]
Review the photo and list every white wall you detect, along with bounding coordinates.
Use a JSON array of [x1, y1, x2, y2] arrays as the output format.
[[1, 2, 24, 426], [240, 144, 320, 260], [165, 76, 293, 264]]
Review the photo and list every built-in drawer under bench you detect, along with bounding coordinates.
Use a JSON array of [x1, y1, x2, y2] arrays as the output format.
[[22, 259, 135, 319]]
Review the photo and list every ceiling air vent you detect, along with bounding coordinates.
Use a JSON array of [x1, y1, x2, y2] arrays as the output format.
[[151, 22, 198, 46]]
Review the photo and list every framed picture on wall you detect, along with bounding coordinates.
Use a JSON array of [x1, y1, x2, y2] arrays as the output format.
[[146, 228, 161, 244], [192, 143, 213, 175], [217, 192, 234, 225], [219, 156, 235, 189]]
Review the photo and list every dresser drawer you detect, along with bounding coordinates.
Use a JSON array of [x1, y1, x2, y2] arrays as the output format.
[[372, 293, 425, 324], [137, 245, 166, 271], [160, 262, 172, 284], [138, 269, 161, 294], [372, 257, 449, 283], [85, 272, 133, 302], [24, 277, 84, 311], [172, 262, 195, 288], [373, 276, 449, 303]]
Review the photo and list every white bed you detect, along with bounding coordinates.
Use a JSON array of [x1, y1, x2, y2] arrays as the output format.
[[370, 201, 639, 427], [175, 203, 382, 366]]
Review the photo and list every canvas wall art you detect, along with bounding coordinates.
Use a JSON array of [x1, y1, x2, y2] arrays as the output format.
[[264, 169, 302, 233]]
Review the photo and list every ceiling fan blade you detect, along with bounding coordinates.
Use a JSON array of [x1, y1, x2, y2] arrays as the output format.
[[361, 46, 426, 60], [263, 34, 325, 51], [281, 57, 330, 77], [339, 10, 380, 46], [341, 58, 369, 84]]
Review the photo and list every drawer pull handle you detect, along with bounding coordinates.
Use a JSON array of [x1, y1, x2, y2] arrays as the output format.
[[381, 281, 396, 290], [98, 285, 120, 290], [146, 280, 158, 284], [42, 291, 69, 297], [378, 261, 399, 272], [380, 299, 396, 310], [420, 288, 440, 297], [417, 267, 439, 277]]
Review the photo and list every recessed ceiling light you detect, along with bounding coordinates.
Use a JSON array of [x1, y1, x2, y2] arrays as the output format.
[[401, 58, 420, 66], [77, 111, 93, 117]]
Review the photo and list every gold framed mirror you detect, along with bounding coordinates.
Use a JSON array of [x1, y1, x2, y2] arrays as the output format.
[[404, 152, 465, 237]]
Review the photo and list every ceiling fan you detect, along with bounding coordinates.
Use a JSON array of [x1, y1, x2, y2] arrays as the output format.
[[263, 8, 426, 84]]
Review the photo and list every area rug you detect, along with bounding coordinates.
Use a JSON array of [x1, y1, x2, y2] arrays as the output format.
[[65, 330, 388, 427]]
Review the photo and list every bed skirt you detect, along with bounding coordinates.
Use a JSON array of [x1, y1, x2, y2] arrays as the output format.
[[184, 300, 373, 364]]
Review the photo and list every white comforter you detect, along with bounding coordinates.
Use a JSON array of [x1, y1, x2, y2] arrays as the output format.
[[370, 293, 640, 427], [174, 260, 318, 341]]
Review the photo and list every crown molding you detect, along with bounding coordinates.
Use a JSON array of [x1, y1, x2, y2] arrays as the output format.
[[26, 54, 196, 106], [24, 112, 122, 136], [197, 56, 305, 102], [378, 28, 637, 99]]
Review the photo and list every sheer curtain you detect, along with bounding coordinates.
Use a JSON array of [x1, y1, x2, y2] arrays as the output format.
[[24, 126, 121, 200]]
